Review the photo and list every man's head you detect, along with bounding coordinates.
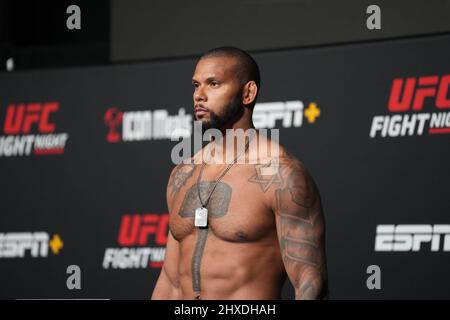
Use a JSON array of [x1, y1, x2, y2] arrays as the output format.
[[192, 46, 260, 132]]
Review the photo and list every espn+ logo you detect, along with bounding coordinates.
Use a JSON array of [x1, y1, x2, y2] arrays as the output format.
[[0, 232, 63, 258], [253, 100, 320, 129], [375, 224, 450, 252]]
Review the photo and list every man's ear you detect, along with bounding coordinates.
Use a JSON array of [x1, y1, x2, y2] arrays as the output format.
[[242, 81, 258, 107]]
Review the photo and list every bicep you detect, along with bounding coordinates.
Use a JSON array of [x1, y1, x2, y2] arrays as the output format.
[[273, 160, 328, 299]]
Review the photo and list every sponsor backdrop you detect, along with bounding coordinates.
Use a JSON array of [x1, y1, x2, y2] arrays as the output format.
[[0, 34, 449, 299]]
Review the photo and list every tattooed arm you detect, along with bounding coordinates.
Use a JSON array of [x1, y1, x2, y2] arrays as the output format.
[[271, 155, 328, 300], [152, 164, 194, 299]]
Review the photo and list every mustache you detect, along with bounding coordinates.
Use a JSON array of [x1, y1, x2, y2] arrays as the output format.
[[194, 104, 209, 111]]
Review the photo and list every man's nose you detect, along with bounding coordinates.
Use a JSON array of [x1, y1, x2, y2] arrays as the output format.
[[194, 85, 206, 102]]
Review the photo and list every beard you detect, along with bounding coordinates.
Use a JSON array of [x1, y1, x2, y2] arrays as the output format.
[[197, 91, 244, 134]]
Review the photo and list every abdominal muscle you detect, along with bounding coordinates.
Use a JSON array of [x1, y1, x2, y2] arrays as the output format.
[[177, 233, 286, 300]]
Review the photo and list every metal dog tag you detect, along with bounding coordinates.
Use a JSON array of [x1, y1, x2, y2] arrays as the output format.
[[195, 207, 208, 227]]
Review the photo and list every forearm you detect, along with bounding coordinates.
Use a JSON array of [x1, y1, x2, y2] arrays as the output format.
[[294, 272, 328, 300], [151, 287, 180, 300], [151, 269, 181, 300], [151, 283, 180, 300]]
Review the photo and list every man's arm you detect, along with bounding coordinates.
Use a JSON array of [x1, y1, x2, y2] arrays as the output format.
[[151, 165, 189, 300], [271, 153, 328, 299], [151, 230, 181, 299]]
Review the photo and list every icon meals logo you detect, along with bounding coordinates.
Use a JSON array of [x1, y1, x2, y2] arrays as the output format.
[[104, 107, 192, 143], [103, 213, 169, 269], [0, 102, 69, 157], [370, 74, 450, 138]]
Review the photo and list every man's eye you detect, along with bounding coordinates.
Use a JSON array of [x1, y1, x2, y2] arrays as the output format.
[[210, 82, 219, 87]]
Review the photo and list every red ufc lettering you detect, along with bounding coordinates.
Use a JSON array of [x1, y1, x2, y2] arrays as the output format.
[[436, 75, 450, 108], [3, 102, 59, 134], [388, 75, 450, 112], [118, 214, 169, 246], [138, 214, 169, 245], [118, 214, 141, 246]]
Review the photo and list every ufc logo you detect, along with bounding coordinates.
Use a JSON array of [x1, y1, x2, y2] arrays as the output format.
[[118, 214, 169, 246], [3, 102, 59, 134], [388, 75, 450, 112]]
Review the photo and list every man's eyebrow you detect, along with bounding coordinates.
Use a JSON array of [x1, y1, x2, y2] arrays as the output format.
[[191, 77, 221, 83], [206, 77, 221, 82]]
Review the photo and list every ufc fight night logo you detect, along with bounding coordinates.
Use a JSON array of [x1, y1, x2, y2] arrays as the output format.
[[0, 102, 69, 157], [370, 74, 450, 138], [375, 224, 450, 252], [103, 213, 169, 269]]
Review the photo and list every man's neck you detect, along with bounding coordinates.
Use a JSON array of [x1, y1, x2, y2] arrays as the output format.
[[207, 120, 256, 164]]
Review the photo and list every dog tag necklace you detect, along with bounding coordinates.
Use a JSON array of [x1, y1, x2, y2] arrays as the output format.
[[195, 136, 252, 227]]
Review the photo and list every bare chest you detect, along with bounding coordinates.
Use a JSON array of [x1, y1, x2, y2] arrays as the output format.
[[169, 166, 275, 243]]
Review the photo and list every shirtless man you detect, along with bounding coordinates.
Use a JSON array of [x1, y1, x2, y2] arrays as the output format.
[[151, 47, 328, 300]]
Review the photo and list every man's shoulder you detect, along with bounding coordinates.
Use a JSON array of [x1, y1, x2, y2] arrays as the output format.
[[276, 147, 319, 209], [277, 147, 306, 171], [166, 160, 196, 199], [168, 153, 197, 176], [254, 136, 303, 169]]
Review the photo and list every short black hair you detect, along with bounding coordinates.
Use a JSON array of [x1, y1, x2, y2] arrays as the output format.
[[200, 46, 261, 108]]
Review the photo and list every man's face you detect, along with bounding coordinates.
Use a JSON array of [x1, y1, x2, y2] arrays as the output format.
[[192, 56, 244, 131]]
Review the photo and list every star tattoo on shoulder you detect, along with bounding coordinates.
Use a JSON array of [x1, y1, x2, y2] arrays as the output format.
[[248, 160, 283, 193]]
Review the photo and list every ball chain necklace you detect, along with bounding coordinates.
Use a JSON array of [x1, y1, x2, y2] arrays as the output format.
[[194, 134, 253, 227]]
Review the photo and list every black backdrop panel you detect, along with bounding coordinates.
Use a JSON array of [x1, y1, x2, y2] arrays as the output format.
[[0, 34, 449, 299]]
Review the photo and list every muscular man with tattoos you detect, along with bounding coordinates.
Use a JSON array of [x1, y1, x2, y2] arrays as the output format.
[[151, 47, 328, 300]]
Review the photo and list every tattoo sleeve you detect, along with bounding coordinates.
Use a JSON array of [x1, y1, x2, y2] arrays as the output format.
[[274, 156, 328, 300]]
